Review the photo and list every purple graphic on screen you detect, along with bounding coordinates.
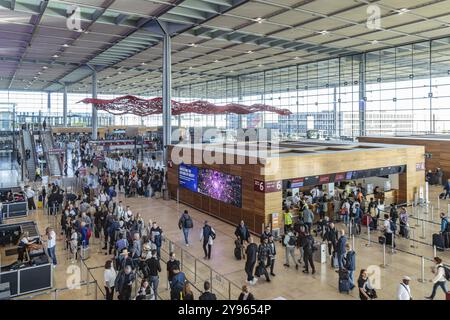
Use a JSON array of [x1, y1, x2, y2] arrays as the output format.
[[198, 168, 242, 207]]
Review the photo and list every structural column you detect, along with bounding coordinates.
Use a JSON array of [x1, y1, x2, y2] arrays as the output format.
[[160, 22, 172, 164], [237, 76, 243, 129], [358, 54, 366, 137], [63, 84, 68, 126], [92, 69, 98, 140], [333, 86, 338, 137]]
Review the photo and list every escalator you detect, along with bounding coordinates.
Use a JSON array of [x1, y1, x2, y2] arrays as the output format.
[[21, 130, 36, 181], [40, 130, 62, 177]]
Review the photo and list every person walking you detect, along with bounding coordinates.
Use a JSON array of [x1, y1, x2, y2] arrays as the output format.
[[200, 221, 215, 260], [178, 210, 194, 246], [199, 281, 217, 300], [302, 230, 315, 274], [238, 285, 255, 300], [267, 235, 276, 277], [323, 222, 338, 268], [170, 266, 186, 300], [104, 260, 117, 300], [344, 243, 356, 290], [166, 252, 180, 289], [336, 229, 347, 271], [283, 228, 299, 270], [397, 276, 412, 300], [235, 220, 250, 245], [425, 257, 449, 300], [25, 186, 36, 211], [45, 227, 57, 267], [303, 206, 314, 233], [256, 238, 271, 282], [115, 265, 135, 300], [245, 236, 258, 285], [283, 208, 293, 234], [146, 249, 161, 300]]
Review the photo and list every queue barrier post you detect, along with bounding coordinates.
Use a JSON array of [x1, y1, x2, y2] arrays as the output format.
[[381, 243, 386, 268], [433, 245, 437, 258], [391, 233, 395, 254], [431, 205, 434, 222], [419, 256, 425, 283], [194, 259, 197, 284], [420, 218, 426, 239], [86, 264, 90, 296], [437, 195, 440, 210], [352, 234, 355, 251], [366, 224, 371, 247]]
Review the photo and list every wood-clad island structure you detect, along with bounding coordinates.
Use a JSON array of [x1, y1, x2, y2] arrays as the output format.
[[167, 141, 425, 234]]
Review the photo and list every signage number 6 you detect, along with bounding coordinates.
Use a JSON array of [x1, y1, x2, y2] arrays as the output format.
[[259, 181, 265, 191]]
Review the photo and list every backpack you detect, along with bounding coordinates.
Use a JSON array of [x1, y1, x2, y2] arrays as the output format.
[[439, 265, 450, 281], [184, 217, 193, 229], [86, 228, 92, 240], [288, 235, 297, 246]]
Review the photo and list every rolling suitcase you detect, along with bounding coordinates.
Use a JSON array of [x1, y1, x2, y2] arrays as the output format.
[[432, 233, 445, 251], [338, 270, 350, 293], [234, 240, 242, 260], [439, 193, 445, 200], [378, 236, 386, 245]]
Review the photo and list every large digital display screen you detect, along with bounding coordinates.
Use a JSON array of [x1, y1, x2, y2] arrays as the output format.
[[198, 168, 242, 208], [179, 164, 199, 192]]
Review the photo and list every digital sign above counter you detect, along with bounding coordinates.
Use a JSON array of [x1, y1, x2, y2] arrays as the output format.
[[179, 164, 242, 208], [285, 165, 406, 188]]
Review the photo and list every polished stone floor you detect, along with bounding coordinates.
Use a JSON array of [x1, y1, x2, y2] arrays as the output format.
[[5, 183, 449, 300]]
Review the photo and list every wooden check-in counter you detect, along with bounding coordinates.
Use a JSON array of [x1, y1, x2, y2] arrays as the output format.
[[167, 141, 425, 234], [359, 135, 450, 182]]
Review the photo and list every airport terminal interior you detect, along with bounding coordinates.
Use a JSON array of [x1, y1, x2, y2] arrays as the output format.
[[1, 0, 450, 301]]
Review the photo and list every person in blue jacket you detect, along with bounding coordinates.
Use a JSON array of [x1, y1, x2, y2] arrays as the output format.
[[440, 212, 449, 233], [344, 243, 356, 290], [336, 229, 347, 271]]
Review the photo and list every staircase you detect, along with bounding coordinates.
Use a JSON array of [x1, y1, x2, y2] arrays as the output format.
[[22, 130, 36, 181], [40, 130, 62, 177]]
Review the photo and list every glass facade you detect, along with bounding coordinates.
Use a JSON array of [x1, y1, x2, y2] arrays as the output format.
[[1, 38, 450, 137]]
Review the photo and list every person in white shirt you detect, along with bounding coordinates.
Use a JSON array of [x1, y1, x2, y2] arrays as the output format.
[[115, 202, 124, 220], [292, 193, 300, 206], [104, 260, 117, 300], [25, 186, 36, 210], [45, 227, 57, 266], [397, 276, 412, 300], [425, 257, 449, 300]]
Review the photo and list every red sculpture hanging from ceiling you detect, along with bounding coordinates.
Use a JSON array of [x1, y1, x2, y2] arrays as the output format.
[[78, 95, 292, 116]]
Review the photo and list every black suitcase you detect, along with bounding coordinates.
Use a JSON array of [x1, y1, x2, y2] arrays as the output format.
[[234, 240, 242, 260], [439, 193, 445, 200], [338, 270, 350, 293], [432, 233, 445, 251], [378, 236, 386, 245]]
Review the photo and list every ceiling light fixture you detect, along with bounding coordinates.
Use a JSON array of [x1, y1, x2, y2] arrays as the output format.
[[118, 71, 122, 75], [371, 40, 379, 45], [37, 72, 42, 75], [141, 62, 147, 65], [230, 70, 234, 73], [84, 30, 90, 34], [42, 66, 48, 69], [214, 60, 220, 63], [319, 30, 329, 35], [254, 17, 264, 23], [258, 64, 263, 67], [247, 50, 253, 54], [62, 44, 69, 47], [294, 56, 299, 60], [189, 66, 193, 69], [52, 54, 59, 58], [189, 43, 197, 47]]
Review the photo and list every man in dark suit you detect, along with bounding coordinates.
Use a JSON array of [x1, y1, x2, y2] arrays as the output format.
[[245, 236, 258, 285], [198, 281, 217, 300]]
